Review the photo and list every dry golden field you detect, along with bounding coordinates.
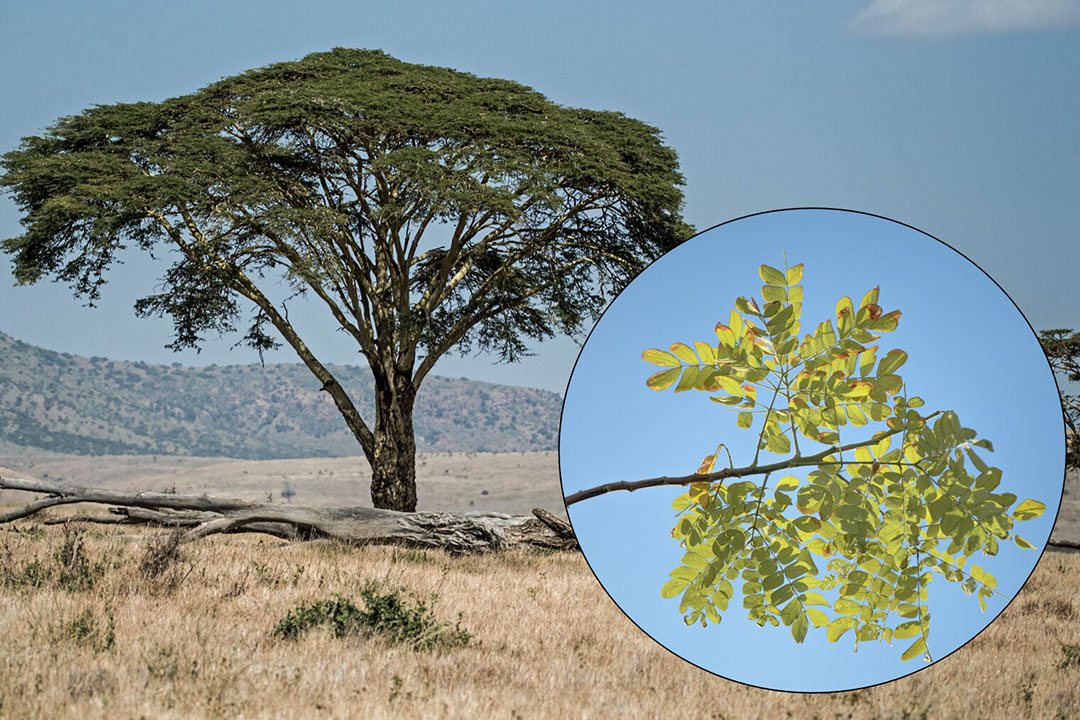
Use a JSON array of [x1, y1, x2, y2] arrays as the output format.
[[0, 450, 567, 520], [0, 524, 1077, 720], [0, 453, 1078, 719]]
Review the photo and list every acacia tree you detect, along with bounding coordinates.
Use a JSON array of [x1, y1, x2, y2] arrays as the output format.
[[0, 49, 691, 511], [566, 261, 1046, 661]]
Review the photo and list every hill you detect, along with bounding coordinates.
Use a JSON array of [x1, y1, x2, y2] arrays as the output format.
[[0, 331, 561, 458]]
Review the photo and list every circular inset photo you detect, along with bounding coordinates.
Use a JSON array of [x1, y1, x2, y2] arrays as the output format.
[[559, 208, 1064, 692]]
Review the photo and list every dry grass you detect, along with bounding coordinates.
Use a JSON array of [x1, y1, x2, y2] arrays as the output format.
[[0, 523, 1077, 720], [0, 450, 566, 519]]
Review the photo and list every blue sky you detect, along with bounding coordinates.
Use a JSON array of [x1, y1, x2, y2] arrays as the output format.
[[0, 2, 1078, 394], [560, 209, 1064, 691]]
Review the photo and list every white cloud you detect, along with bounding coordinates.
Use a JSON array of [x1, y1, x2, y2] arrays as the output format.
[[847, 0, 1080, 39]]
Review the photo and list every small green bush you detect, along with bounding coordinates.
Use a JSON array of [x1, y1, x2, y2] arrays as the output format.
[[1060, 644, 1080, 671], [272, 584, 471, 652], [1, 529, 104, 592], [54, 528, 105, 592], [63, 608, 116, 654]]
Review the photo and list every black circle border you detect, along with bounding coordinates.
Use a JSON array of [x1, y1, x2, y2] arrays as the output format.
[[556, 206, 1069, 695]]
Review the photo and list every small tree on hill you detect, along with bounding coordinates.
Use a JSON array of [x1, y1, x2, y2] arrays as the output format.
[[0, 49, 692, 511], [1039, 329, 1080, 469]]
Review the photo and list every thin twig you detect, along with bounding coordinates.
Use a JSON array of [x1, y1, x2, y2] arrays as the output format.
[[563, 414, 939, 506]]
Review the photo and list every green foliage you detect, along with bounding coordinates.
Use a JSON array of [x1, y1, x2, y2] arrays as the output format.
[[62, 608, 116, 654], [645, 260, 1045, 661], [54, 527, 106, 592], [1060, 643, 1080, 671], [272, 584, 471, 652], [0, 528, 107, 592], [0, 49, 691, 510]]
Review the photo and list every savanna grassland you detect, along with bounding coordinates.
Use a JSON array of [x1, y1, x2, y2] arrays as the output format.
[[0, 525, 1077, 719], [0, 454, 1077, 719]]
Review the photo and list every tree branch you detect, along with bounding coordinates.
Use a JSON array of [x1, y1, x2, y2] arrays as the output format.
[[563, 419, 934, 506], [0, 476, 578, 553]]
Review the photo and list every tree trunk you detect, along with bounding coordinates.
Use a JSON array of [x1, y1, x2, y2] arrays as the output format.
[[370, 376, 418, 512]]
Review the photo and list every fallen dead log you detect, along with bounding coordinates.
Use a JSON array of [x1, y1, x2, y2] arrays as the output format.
[[0, 476, 577, 553], [1049, 537, 1080, 551]]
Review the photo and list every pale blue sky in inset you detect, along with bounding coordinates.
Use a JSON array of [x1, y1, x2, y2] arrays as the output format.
[[1, 2, 1078, 393], [560, 209, 1064, 692]]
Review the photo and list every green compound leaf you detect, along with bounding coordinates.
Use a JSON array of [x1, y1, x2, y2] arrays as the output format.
[[645, 258, 1043, 663]]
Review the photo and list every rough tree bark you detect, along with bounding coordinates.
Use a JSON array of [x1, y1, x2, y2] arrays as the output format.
[[0, 476, 576, 554], [370, 375, 418, 512]]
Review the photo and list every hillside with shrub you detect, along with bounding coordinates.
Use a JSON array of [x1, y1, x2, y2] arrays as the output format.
[[0, 331, 561, 458]]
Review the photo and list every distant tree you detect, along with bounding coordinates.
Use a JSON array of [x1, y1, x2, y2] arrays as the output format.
[[0, 48, 692, 511], [1039, 329, 1080, 469]]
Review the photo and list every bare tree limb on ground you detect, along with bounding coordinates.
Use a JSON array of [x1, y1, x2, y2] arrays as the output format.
[[0, 476, 577, 553]]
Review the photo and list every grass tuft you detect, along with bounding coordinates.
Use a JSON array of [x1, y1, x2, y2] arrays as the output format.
[[272, 583, 471, 651], [60, 608, 116, 654], [1060, 643, 1080, 671], [139, 526, 192, 594]]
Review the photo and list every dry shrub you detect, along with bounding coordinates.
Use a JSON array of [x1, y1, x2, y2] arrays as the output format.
[[139, 526, 193, 594]]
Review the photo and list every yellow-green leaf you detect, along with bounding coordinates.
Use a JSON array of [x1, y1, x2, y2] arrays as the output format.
[[834, 598, 860, 616], [860, 286, 879, 309], [737, 412, 754, 429], [775, 475, 800, 491], [871, 309, 902, 332], [762, 284, 787, 302], [674, 366, 700, 393], [694, 341, 717, 365], [836, 296, 854, 322], [661, 577, 690, 598], [715, 323, 736, 347], [827, 616, 855, 643], [646, 368, 681, 391], [792, 612, 809, 643], [1013, 499, 1046, 522], [642, 348, 681, 367], [760, 264, 788, 286], [786, 264, 804, 285], [877, 348, 908, 375], [1014, 535, 1035, 550], [715, 374, 744, 396], [669, 342, 698, 364], [900, 637, 927, 662]]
